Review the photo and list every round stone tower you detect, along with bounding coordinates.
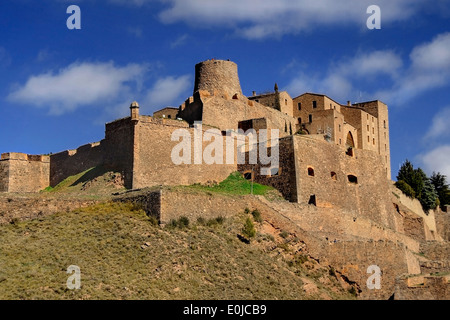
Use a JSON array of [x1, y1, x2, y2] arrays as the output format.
[[193, 59, 242, 97]]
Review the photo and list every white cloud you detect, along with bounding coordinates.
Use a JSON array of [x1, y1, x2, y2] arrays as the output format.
[[337, 50, 403, 79], [170, 34, 189, 48], [424, 107, 450, 140], [8, 61, 148, 115], [377, 32, 450, 105], [143, 75, 190, 111], [285, 50, 401, 102], [419, 145, 450, 178], [158, 0, 424, 39], [286, 33, 450, 106]]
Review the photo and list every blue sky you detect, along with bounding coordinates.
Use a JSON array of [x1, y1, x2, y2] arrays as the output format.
[[0, 0, 449, 179]]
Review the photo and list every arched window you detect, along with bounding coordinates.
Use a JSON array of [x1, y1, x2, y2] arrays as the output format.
[[331, 172, 337, 180], [307, 167, 315, 176], [346, 132, 355, 148]]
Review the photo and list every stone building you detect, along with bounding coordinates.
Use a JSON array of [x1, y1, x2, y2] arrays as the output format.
[[0, 58, 391, 197]]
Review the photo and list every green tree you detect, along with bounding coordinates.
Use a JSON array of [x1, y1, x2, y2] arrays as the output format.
[[394, 180, 415, 198], [419, 177, 438, 213], [430, 172, 450, 210], [396, 160, 414, 184], [396, 160, 426, 200]]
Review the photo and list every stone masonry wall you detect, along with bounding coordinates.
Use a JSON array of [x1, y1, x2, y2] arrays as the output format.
[[50, 142, 104, 187], [1, 153, 49, 192], [133, 119, 237, 189], [0, 160, 8, 192], [238, 137, 298, 202], [200, 94, 297, 137], [194, 59, 242, 97], [317, 239, 412, 299], [293, 135, 395, 229]]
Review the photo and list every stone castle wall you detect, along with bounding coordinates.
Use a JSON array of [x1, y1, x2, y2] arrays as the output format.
[[50, 142, 105, 187], [293, 135, 395, 229], [0, 160, 9, 192], [132, 118, 236, 189], [0, 153, 49, 192]]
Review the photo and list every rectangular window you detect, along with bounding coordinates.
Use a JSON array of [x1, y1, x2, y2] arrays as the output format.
[[368, 136, 370, 142], [309, 114, 312, 123], [285, 99, 288, 105], [298, 117, 302, 124], [372, 128, 374, 134], [367, 125, 369, 131], [312, 101, 317, 108], [384, 120, 386, 129], [373, 138, 375, 145], [297, 102, 301, 110]]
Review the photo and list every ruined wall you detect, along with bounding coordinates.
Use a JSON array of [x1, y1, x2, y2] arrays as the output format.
[[1, 153, 49, 192], [292, 136, 396, 229]]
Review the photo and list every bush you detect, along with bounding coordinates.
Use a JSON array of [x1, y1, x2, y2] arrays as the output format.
[[280, 230, 289, 239], [206, 216, 225, 227], [251, 209, 263, 223], [196, 217, 206, 225], [242, 217, 256, 240], [178, 216, 190, 228], [395, 180, 415, 198]]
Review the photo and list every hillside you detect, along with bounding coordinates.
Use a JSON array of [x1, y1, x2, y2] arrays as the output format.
[[0, 201, 356, 300]]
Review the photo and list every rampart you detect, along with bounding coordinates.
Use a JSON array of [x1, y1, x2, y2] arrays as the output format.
[[0, 153, 49, 192]]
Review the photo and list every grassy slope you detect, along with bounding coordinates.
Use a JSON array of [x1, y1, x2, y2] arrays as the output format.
[[0, 202, 354, 300]]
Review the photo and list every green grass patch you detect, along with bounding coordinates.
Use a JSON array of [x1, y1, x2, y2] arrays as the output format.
[[183, 172, 275, 196]]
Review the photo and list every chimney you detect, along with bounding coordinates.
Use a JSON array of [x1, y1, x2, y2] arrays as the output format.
[[252, 91, 256, 96], [347, 101, 351, 106], [130, 101, 139, 121]]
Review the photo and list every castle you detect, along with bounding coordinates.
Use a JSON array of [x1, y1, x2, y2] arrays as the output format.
[[0, 59, 395, 229], [1, 59, 448, 299]]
